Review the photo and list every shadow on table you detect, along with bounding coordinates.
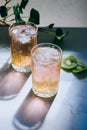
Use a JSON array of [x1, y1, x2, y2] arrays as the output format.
[[13, 89, 55, 130], [62, 68, 87, 80], [73, 70, 87, 79], [0, 58, 31, 100]]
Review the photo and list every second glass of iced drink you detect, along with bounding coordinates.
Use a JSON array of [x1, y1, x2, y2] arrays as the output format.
[[31, 43, 62, 98]]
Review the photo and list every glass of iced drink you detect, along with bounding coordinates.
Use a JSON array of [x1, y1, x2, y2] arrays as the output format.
[[31, 43, 62, 98], [9, 22, 38, 73]]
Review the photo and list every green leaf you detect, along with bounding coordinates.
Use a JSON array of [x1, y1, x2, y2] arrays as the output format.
[[19, 6, 23, 14], [13, 4, 24, 23], [29, 8, 40, 25], [56, 32, 69, 40], [0, 6, 8, 17], [13, 4, 21, 15], [20, 0, 29, 9], [56, 28, 63, 36], [48, 23, 55, 29]]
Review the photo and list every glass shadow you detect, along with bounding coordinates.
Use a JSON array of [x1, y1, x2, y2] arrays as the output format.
[[0, 58, 31, 100], [13, 89, 55, 130]]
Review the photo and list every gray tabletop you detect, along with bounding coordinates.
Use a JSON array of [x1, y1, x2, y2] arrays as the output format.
[[0, 28, 87, 130]]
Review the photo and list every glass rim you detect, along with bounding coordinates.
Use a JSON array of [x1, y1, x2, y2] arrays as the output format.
[[9, 21, 38, 37], [31, 43, 62, 65], [31, 43, 62, 54]]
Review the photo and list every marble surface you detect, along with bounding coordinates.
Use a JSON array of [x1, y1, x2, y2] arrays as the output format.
[[0, 28, 87, 130]]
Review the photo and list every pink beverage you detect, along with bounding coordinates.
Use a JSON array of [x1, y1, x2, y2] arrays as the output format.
[[9, 22, 38, 73], [31, 43, 62, 98]]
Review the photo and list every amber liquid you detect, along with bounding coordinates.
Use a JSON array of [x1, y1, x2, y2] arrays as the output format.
[[10, 24, 37, 72], [11, 35, 37, 67]]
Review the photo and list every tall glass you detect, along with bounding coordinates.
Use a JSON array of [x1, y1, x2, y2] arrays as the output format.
[[9, 22, 38, 73], [31, 43, 62, 98]]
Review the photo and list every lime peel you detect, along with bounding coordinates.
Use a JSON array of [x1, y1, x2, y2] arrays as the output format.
[[72, 61, 87, 73]]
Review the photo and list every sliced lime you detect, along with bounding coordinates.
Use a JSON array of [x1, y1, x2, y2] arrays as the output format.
[[72, 61, 87, 73], [61, 56, 77, 70]]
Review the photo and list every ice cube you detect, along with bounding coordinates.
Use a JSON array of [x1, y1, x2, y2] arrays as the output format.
[[25, 25, 36, 35], [41, 47, 59, 62], [46, 47, 58, 56], [18, 37, 31, 44], [12, 25, 36, 37], [12, 28, 18, 35], [34, 53, 47, 63]]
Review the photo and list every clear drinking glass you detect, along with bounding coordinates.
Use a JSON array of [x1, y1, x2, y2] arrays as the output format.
[[31, 43, 62, 98], [9, 22, 38, 73]]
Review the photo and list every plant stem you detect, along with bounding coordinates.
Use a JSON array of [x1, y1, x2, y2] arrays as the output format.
[[5, 0, 12, 6], [0, 19, 9, 25], [5, 13, 13, 19]]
